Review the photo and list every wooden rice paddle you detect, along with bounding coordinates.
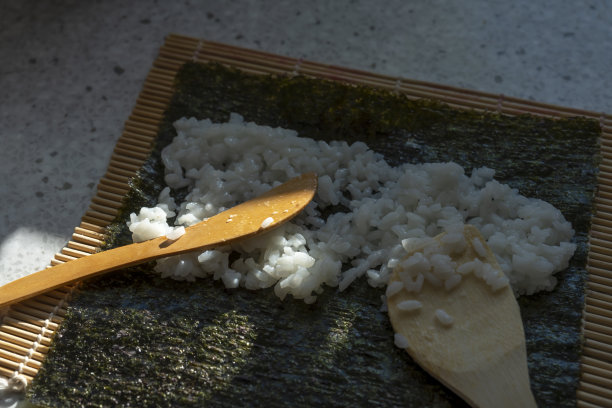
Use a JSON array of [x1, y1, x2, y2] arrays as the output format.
[[0, 173, 317, 308], [387, 225, 537, 408]]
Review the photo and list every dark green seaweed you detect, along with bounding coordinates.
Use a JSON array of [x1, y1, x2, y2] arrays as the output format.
[[27, 62, 600, 407]]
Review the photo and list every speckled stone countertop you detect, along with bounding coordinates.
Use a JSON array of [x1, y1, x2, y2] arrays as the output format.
[[0, 0, 610, 404]]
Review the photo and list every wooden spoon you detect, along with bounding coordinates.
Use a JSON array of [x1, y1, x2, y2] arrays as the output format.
[[0, 173, 317, 308], [386, 224, 537, 408]]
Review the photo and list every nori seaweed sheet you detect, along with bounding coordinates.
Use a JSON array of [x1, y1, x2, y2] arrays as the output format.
[[27, 62, 600, 407]]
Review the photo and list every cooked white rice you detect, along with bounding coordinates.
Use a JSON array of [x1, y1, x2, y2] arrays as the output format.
[[435, 309, 454, 327], [396, 300, 423, 312], [260, 217, 275, 229], [394, 333, 410, 349], [385, 280, 404, 298], [127, 114, 576, 302], [396, 228, 510, 294]]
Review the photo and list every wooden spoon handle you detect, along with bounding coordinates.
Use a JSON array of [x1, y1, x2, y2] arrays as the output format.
[[0, 242, 155, 307]]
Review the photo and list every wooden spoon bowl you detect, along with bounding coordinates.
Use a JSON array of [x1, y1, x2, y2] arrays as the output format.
[[387, 225, 537, 408]]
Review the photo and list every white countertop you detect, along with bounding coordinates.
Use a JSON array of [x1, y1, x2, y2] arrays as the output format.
[[0, 0, 610, 403]]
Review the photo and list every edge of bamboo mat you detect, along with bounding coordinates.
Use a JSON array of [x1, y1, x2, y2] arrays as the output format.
[[0, 39, 180, 391], [2, 34, 610, 407]]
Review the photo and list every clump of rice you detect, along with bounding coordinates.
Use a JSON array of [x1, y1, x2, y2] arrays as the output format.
[[127, 204, 185, 242], [396, 228, 510, 294], [127, 114, 576, 302]]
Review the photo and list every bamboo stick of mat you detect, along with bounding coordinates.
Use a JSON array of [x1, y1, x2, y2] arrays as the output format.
[[1, 34, 611, 407]]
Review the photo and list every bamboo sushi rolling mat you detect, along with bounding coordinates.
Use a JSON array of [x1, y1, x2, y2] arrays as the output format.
[[1, 33, 612, 407]]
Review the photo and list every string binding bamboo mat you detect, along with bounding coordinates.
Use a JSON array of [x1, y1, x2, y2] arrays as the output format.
[[1, 33, 611, 406]]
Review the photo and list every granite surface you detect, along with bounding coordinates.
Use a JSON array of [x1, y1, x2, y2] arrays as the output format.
[[0, 0, 611, 406]]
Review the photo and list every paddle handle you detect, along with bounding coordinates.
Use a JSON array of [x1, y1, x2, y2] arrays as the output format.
[[0, 241, 163, 308]]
